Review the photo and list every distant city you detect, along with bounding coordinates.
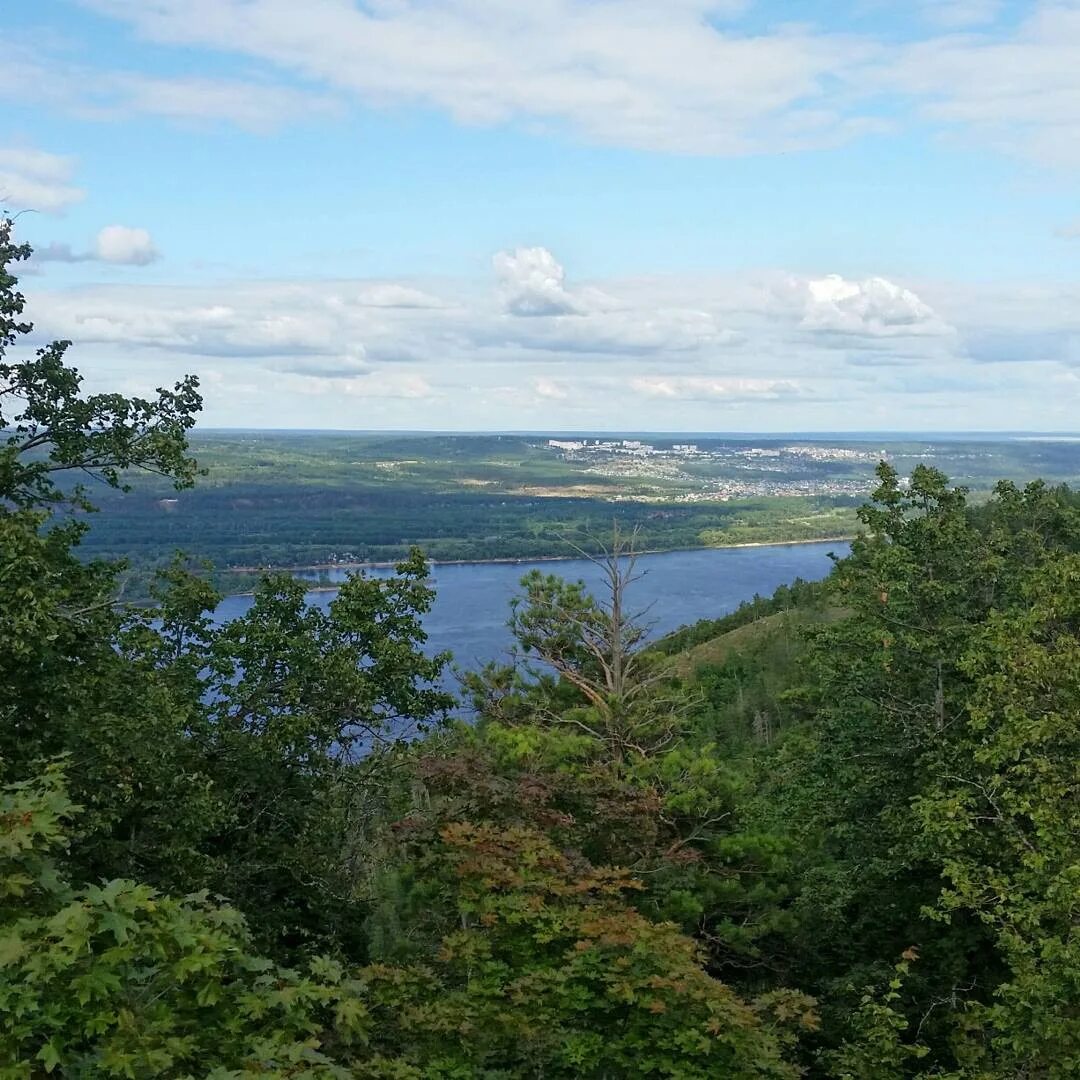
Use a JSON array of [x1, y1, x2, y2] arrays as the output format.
[[542, 438, 885, 501]]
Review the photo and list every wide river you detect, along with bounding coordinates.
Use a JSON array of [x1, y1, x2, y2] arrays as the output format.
[[214, 541, 848, 671]]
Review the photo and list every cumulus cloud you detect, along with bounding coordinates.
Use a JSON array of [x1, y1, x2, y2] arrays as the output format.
[[798, 274, 949, 338], [12, 252, 1000, 385], [95, 225, 159, 265], [494, 247, 585, 317], [21, 244, 1080, 429], [489, 247, 741, 357], [35, 225, 160, 266], [0, 147, 84, 213]]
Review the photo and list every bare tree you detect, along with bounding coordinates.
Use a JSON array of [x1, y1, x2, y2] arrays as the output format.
[[504, 522, 682, 759]]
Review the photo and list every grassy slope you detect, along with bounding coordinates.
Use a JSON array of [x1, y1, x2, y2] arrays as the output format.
[[667, 609, 811, 679]]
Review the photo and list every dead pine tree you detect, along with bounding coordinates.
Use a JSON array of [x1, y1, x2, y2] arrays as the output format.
[[506, 521, 683, 760]]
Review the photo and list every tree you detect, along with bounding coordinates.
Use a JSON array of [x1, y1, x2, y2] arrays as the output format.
[[138, 554, 453, 955], [0, 763, 347, 1079], [914, 554, 1080, 1077], [469, 525, 684, 763], [0, 212, 220, 918], [2, 759, 816, 1078], [751, 463, 1080, 1068], [0, 215, 452, 960], [1, 215, 201, 512], [356, 745, 818, 1078]]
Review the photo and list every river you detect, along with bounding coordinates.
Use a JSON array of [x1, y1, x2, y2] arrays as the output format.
[[213, 541, 848, 671]]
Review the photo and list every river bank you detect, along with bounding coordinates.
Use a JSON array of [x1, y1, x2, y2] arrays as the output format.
[[226, 534, 856, 581]]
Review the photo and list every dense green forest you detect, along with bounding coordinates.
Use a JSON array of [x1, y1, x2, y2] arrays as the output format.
[[4, 216, 1080, 1077], [84, 475, 859, 592], [67, 421, 1080, 599], [75, 431, 864, 597]]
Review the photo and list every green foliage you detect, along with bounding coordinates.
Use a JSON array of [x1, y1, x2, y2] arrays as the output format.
[[358, 746, 818, 1077], [914, 555, 1080, 1077], [460, 553, 798, 981], [745, 463, 1080, 1072], [823, 951, 930, 1080], [0, 762, 819, 1079], [0, 220, 452, 959], [7, 216, 1080, 1075], [0, 217, 201, 513], [0, 765, 332, 1079]]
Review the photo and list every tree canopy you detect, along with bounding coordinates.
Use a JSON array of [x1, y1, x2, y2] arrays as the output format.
[[3, 213, 1080, 1076]]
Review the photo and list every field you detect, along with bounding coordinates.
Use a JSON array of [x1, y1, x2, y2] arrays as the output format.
[[74, 431, 1080, 593]]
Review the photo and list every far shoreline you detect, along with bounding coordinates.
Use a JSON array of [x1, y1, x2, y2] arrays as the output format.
[[223, 535, 856, 591]]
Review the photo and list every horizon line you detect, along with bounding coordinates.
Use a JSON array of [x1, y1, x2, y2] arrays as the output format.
[[188, 427, 1080, 438]]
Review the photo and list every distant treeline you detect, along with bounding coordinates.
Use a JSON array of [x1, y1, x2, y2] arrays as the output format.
[[75, 479, 858, 592]]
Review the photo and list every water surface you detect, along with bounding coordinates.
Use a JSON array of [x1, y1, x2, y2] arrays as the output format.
[[214, 542, 848, 670]]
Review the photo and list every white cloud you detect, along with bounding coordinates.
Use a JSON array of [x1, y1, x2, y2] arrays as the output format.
[[0, 48, 340, 133], [799, 274, 949, 337], [271, 346, 372, 379], [488, 247, 740, 356], [1056, 219, 1080, 240], [17, 240, 1080, 428], [26, 0, 1073, 174], [488, 307, 742, 357], [883, 5, 1080, 167], [109, 72, 340, 131], [94, 225, 159, 265], [494, 247, 585, 317], [73, 0, 882, 155], [533, 376, 569, 400], [630, 376, 804, 401], [0, 147, 84, 213], [352, 284, 447, 309], [24, 251, 1044, 389], [36, 225, 159, 266]]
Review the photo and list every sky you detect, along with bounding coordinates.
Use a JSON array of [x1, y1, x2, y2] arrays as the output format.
[[3, 1, 1080, 431]]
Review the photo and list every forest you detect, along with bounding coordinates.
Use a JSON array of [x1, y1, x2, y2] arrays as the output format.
[[68, 426, 1080, 599], [3, 214, 1080, 1078], [73, 426, 866, 597]]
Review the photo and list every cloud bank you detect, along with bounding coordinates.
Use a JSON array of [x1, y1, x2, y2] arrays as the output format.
[[18, 245, 1078, 430], [0, 148, 84, 214], [0, 1, 1061, 167]]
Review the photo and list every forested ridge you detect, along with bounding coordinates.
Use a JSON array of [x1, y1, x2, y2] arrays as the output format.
[[3, 216, 1080, 1077]]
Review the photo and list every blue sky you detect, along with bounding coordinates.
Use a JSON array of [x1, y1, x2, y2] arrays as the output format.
[[3, 0, 1080, 430]]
